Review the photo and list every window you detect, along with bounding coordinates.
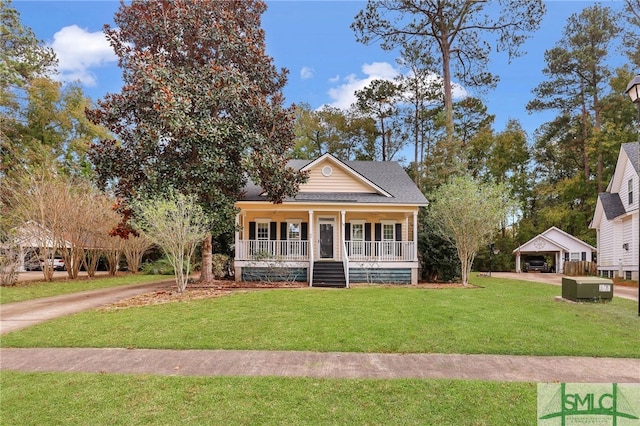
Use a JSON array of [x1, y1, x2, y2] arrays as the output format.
[[570, 252, 580, 261], [625, 271, 632, 281], [257, 222, 269, 240], [382, 222, 395, 255], [287, 222, 300, 241], [629, 179, 634, 205], [351, 222, 364, 256]]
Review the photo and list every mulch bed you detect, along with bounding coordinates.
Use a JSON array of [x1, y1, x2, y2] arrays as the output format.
[[101, 280, 479, 310]]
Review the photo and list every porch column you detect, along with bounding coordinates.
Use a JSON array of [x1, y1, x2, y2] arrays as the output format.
[[515, 252, 521, 273], [308, 210, 314, 286], [341, 210, 346, 258], [413, 211, 418, 261]]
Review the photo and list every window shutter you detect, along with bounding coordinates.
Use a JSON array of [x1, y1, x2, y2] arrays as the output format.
[[395, 223, 402, 241], [249, 222, 256, 240], [345, 223, 351, 241], [581, 252, 586, 261], [365, 223, 372, 241], [280, 223, 287, 240], [374, 224, 382, 241], [301, 223, 308, 240], [270, 222, 277, 240]]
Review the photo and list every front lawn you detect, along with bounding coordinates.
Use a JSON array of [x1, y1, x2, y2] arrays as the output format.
[[0, 274, 168, 304], [2, 278, 638, 357], [0, 371, 535, 425]]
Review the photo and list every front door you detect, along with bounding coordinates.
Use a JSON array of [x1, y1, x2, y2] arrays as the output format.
[[319, 218, 334, 259]]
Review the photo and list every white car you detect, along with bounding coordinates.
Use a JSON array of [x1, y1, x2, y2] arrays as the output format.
[[40, 256, 65, 271]]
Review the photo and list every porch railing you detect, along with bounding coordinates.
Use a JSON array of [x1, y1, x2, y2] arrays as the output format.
[[236, 240, 309, 261], [345, 241, 415, 262], [236, 240, 415, 262]]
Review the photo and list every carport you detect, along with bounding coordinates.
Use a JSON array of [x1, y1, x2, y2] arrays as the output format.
[[513, 227, 596, 274]]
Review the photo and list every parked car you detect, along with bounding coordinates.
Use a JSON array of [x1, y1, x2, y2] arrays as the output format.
[[523, 255, 548, 273], [40, 256, 65, 271]]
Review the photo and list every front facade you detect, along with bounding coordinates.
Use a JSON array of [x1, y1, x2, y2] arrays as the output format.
[[512, 226, 596, 274], [590, 142, 639, 281], [234, 154, 428, 286]]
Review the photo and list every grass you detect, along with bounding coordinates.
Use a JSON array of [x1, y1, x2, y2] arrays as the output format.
[[0, 273, 168, 304], [0, 371, 535, 425], [2, 278, 639, 357]]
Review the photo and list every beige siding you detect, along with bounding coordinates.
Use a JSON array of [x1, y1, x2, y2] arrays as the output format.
[[299, 159, 376, 193]]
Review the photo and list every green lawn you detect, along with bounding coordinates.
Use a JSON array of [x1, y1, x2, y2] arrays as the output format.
[[0, 274, 168, 304], [2, 278, 638, 357], [0, 371, 535, 425]]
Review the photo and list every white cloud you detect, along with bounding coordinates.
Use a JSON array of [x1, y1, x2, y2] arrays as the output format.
[[49, 25, 117, 87], [328, 74, 340, 83], [326, 61, 400, 109], [300, 66, 314, 80], [326, 61, 468, 110]]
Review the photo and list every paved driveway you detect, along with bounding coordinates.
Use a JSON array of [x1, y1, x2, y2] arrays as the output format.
[[0, 279, 174, 334]]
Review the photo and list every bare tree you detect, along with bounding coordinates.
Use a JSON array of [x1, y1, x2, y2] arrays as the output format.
[[132, 192, 210, 293], [2, 171, 70, 281], [121, 232, 154, 274]]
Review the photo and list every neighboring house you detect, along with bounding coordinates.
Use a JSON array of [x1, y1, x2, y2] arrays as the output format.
[[512, 226, 596, 274], [233, 153, 428, 287], [590, 142, 639, 281]]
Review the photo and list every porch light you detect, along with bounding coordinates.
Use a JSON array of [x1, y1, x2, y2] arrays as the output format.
[[625, 74, 640, 316]]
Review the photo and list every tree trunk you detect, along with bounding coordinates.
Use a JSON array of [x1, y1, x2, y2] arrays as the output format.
[[200, 233, 213, 282]]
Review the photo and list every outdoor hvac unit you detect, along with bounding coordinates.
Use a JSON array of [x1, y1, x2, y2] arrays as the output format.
[[561, 277, 613, 302]]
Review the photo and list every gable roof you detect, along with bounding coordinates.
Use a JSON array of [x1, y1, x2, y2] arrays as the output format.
[[622, 142, 639, 173], [512, 226, 596, 254], [241, 154, 428, 205], [597, 192, 627, 220]]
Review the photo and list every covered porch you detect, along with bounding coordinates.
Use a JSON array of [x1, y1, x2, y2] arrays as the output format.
[[234, 208, 420, 286]]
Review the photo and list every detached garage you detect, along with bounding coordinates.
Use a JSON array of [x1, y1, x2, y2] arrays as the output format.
[[513, 227, 596, 274]]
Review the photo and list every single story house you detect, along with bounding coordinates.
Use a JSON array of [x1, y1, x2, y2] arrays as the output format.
[[233, 153, 428, 287], [590, 142, 639, 281], [512, 226, 596, 274]]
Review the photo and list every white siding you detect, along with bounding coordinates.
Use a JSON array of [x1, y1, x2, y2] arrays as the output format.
[[622, 161, 638, 212], [598, 219, 616, 267]]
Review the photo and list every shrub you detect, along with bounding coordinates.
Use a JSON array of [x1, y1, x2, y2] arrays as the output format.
[[211, 254, 229, 279]]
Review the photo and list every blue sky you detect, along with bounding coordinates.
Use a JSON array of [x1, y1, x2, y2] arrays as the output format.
[[14, 0, 629, 163]]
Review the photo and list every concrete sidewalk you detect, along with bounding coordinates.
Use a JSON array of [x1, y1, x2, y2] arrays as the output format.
[[1, 348, 639, 383]]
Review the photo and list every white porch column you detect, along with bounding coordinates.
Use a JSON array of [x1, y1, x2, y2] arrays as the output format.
[[341, 210, 346, 257], [413, 211, 418, 262], [308, 210, 314, 286], [515, 252, 521, 273]]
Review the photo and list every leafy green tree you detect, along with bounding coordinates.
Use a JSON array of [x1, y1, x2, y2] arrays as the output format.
[[292, 104, 377, 161], [623, 0, 640, 68], [352, 0, 545, 148], [1, 0, 57, 178], [354, 79, 405, 161], [527, 4, 622, 193], [428, 175, 512, 286], [132, 192, 210, 293], [87, 0, 307, 282]]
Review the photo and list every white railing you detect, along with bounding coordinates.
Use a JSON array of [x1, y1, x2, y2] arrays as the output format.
[[236, 240, 415, 262], [236, 240, 309, 261], [345, 241, 415, 262]]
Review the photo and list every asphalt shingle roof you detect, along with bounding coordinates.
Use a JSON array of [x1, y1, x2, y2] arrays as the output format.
[[241, 157, 428, 205], [598, 192, 626, 220], [622, 142, 639, 172]]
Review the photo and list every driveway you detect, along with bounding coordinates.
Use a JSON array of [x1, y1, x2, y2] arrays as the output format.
[[490, 272, 638, 302], [0, 279, 174, 334]]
